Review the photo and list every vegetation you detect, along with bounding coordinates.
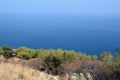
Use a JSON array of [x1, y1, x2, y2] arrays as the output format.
[[15, 47, 36, 60], [100, 51, 112, 62], [0, 46, 95, 61], [0, 45, 120, 80], [0, 63, 40, 80], [43, 55, 64, 75], [0, 46, 15, 59]]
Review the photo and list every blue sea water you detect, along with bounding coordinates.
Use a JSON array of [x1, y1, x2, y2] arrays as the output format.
[[0, 13, 120, 55]]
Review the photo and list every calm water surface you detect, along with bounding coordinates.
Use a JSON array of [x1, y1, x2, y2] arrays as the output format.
[[0, 14, 120, 55]]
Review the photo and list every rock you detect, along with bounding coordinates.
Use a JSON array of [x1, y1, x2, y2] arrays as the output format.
[[50, 76, 59, 80], [58, 71, 69, 80], [71, 73, 79, 80], [79, 73, 87, 80], [86, 72, 93, 80]]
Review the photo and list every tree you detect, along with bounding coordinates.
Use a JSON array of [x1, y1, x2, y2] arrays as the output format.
[[1, 46, 14, 59], [43, 55, 64, 75], [0, 49, 3, 55], [17, 51, 32, 60], [16, 47, 35, 59], [91, 55, 98, 60], [100, 52, 112, 62]]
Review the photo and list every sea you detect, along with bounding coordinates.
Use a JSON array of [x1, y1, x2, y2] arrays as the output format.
[[0, 13, 120, 55]]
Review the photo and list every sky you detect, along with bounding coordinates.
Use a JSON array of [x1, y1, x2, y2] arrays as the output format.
[[0, 0, 120, 16]]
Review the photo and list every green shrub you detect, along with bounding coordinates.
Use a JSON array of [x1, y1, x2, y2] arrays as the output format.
[[0, 46, 14, 59], [100, 52, 112, 62], [0, 49, 3, 55], [17, 51, 32, 60], [16, 47, 35, 60], [43, 55, 64, 75], [35, 49, 49, 58], [107, 56, 120, 80]]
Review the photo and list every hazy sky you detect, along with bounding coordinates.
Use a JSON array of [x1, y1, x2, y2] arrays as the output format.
[[0, 0, 120, 15]]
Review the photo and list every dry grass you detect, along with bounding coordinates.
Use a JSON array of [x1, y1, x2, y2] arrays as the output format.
[[0, 56, 59, 80], [0, 63, 40, 80], [0, 63, 68, 80]]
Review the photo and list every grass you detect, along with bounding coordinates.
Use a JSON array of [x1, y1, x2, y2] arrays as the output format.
[[0, 62, 67, 80], [0, 63, 40, 80], [0, 56, 65, 80]]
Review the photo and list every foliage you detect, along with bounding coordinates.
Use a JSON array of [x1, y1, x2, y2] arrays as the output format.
[[91, 55, 98, 60], [100, 52, 112, 62], [0, 46, 14, 59], [0, 49, 3, 55], [16, 47, 35, 60], [107, 56, 120, 80], [43, 55, 64, 75], [66, 59, 115, 80], [77, 53, 92, 60], [17, 51, 31, 60], [35, 49, 49, 58], [0, 46, 120, 79], [35, 49, 80, 63]]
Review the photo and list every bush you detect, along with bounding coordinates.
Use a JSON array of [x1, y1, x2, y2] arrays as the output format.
[[64, 59, 114, 80], [35, 49, 49, 58], [42, 55, 64, 75], [0, 49, 3, 55], [73, 59, 120, 80], [17, 52, 32, 60], [100, 52, 112, 62], [0, 46, 14, 59], [61, 51, 79, 63], [107, 56, 120, 80], [16, 47, 35, 60], [26, 58, 44, 71]]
